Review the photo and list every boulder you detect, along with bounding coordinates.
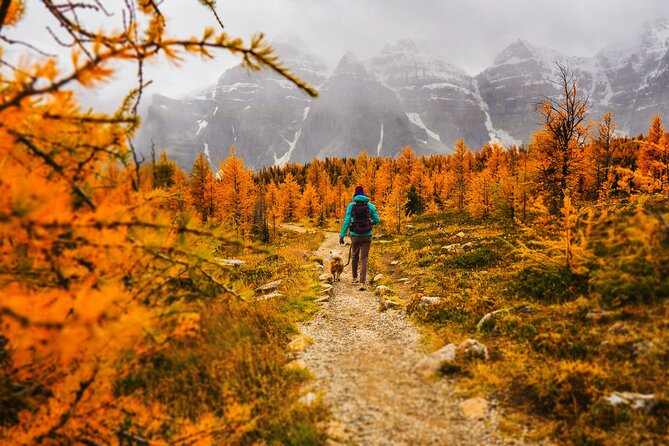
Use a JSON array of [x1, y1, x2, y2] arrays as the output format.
[[604, 392, 655, 410], [413, 344, 457, 378], [371, 273, 385, 283], [456, 231, 466, 238], [319, 273, 334, 283], [390, 260, 402, 266], [255, 279, 283, 294], [398, 277, 411, 283], [420, 296, 441, 307], [456, 339, 489, 360], [461, 242, 474, 250], [459, 397, 489, 419], [414, 339, 489, 378]]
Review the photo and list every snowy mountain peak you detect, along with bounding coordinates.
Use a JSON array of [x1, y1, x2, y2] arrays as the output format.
[[368, 39, 471, 90], [273, 33, 308, 49], [333, 51, 369, 78], [382, 38, 421, 54], [492, 39, 564, 68]]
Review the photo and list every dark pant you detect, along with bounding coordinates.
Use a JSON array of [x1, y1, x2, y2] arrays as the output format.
[[351, 235, 372, 283]]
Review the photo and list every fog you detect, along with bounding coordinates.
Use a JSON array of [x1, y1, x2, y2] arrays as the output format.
[[5, 0, 668, 108]]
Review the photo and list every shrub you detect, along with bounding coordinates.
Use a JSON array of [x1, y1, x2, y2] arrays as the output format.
[[512, 266, 588, 303], [445, 247, 501, 269]]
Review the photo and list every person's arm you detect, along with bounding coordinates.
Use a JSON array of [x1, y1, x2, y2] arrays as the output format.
[[369, 203, 380, 226], [339, 203, 353, 238]]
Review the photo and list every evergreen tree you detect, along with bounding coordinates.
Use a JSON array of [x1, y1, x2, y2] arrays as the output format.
[[405, 184, 425, 215], [189, 153, 213, 222]]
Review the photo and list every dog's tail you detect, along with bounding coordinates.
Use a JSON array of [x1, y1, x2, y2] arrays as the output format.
[[344, 243, 352, 267]]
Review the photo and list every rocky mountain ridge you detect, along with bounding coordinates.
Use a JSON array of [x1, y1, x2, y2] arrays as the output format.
[[138, 20, 669, 169]]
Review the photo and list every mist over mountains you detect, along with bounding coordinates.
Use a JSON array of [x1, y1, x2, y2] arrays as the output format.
[[138, 19, 669, 169]]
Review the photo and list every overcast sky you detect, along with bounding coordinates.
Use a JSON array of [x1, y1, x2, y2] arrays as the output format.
[[5, 0, 669, 108]]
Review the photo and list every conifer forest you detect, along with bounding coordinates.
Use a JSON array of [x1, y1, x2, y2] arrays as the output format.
[[0, 1, 667, 445]]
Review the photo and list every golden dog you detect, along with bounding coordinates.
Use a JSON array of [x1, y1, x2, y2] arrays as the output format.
[[329, 250, 344, 282]]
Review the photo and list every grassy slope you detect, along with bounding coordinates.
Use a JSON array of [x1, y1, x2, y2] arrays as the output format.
[[115, 227, 330, 445], [371, 212, 668, 445]]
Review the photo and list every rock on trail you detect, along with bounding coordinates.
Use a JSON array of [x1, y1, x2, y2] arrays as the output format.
[[298, 232, 515, 445]]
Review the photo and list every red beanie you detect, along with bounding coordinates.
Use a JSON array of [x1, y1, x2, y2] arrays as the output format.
[[354, 185, 365, 196]]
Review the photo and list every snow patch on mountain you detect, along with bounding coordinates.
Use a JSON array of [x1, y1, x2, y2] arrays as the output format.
[[196, 120, 208, 136], [203, 143, 211, 163], [377, 123, 384, 156], [406, 113, 441, 142], [274, 128, 302, 168]]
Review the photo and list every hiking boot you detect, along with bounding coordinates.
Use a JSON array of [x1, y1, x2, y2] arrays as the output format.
[[352, 278, 359, 284], [358, 283, 367, 291]]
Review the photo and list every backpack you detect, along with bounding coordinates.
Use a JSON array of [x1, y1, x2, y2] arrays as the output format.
[[350, 202, 372, 233]]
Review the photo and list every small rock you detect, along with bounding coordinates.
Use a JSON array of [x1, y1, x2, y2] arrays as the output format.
[[420, 296, 441, 307], [604, 392, 655, 410], [459, 397, 489, 419], [461, 242, 474, 250], [398, 277, 410, 283], [375, 285, 392, 296], [302, 251, 316, 261], [255, 279, 283, 294], [256, 292, 283, 301], [372, 273, 385, 283], [326, 422, 349, 442], [413, 344, 457, 378], [379, 297, 400, 311], [299, 392, 317, 406], [217, 258, 246, 267], [319, 273, 333, 283], [285, 359, 308, 371], [405, 224, 415, 229], [456, 231, 466, 238], [517, 306, 533, 314], [586, 309, 614, 321], [288, 335, 312, 352], [318, 264, 324, 270], [632, 341, 654, 358], [315, 295, 330, 304], [456, 339, 489, 360], [608, 322, 630, 335], [476, 309, 506, 329], [390, 260, 402, 266], [441, 243, 461, 252]]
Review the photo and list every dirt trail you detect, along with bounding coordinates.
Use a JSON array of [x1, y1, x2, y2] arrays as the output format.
[[299, 232, 511, 445]]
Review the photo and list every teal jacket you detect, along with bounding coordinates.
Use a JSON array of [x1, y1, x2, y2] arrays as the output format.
[[340, 195, 380, 237]]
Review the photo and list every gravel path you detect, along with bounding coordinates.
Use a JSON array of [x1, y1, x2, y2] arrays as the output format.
[[299, 232, 511, 446]]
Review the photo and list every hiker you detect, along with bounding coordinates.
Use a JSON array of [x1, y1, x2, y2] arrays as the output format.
[[339, 185, 380, 290]]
